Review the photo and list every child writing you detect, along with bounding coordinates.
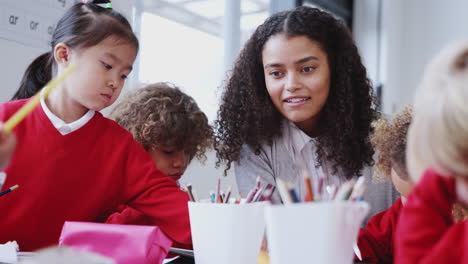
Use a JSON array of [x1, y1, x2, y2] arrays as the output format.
[[105, 82, 213, 225], [395, 42, 468, 263], [0, 0, 191, 251], [357, 106, 414, 263], [215, 6, 398, 216]]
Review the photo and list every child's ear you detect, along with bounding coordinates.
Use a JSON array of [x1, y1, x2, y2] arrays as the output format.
[[53, 43, 71, 66]]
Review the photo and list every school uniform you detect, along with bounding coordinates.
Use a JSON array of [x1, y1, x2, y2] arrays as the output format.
[[235, 120, 399, 218], [106, 178, 182, 225], [106, 204, 154, 225], [357, 198, 403, 263], [106, 203, 193, 255], [0, 98, 191, 251], [395, 169, 468, 264]]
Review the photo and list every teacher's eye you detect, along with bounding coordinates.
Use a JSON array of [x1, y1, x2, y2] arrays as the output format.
[[269, 71, 283, 78], [302, 66, 316, 73]]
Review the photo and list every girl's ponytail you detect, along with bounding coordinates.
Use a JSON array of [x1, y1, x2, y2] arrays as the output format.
[[11, 52, 54, 100]]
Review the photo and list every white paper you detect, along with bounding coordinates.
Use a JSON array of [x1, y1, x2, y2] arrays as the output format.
[[353, 243, 362, 261], [19, 247, 114, 264], [162, 256, 179, 263], [188, 201, 268, 264], [0, 241, 19, 264], [265, 201, 369, 264]]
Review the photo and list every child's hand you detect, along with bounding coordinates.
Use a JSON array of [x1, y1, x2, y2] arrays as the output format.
[[0, 122, 16, 170], [456, 177, 468, 206]]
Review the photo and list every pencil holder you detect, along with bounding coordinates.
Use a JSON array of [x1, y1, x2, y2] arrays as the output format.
[[265, 201, 369, 264], [188, 201, 268, 264]]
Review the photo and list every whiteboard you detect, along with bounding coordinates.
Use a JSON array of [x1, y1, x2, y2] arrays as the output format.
[[0, 0, 78, 49]]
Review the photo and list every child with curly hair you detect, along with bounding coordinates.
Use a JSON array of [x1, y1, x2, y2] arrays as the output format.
[[356, 105, 414, 263], [106, 82, 213, 225], [395, 42, 468, 264], [215, 6, 397, 216]]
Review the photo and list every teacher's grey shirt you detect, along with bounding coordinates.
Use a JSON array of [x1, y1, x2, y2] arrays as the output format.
[[235, 121, 399, 220]]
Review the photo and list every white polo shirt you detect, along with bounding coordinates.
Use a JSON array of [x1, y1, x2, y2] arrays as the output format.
[[40, 95, 95, 135]]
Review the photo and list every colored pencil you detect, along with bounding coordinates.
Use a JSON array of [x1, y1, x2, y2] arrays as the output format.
[[0, 184, 19, 197], [3, 65, 76, 134]]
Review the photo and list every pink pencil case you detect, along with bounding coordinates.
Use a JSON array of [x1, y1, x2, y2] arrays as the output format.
[[59, 221, 172, 264]]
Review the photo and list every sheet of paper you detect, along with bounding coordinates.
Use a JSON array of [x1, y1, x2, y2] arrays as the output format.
[[163, 256, 179, 263], [0, 241, 18, 264]]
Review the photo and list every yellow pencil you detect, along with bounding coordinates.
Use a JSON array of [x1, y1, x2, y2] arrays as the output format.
[[3, 65, 76, 134]]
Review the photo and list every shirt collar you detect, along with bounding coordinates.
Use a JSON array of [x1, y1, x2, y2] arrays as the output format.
[[40, 91, 95, 135], [282, 120, 314, 155]]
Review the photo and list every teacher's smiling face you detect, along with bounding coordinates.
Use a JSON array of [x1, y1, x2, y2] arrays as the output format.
[[262, 33, 330, 137]]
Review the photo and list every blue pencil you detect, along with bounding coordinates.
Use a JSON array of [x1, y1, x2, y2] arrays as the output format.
[[289, 188, 300, 203], [0, 184, 19, 197]]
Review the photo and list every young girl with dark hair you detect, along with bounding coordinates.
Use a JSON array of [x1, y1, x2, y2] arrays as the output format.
[[0, 0, 191, 251], [215, 6, 398, 216]]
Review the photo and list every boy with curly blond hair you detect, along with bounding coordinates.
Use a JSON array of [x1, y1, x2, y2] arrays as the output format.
[[357, 102, 467, 264], [106, 82, 213, 225], [396, 42, 468, 264]]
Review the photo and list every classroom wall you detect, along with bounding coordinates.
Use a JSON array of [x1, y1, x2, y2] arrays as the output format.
[[353, 0, 468, 114]]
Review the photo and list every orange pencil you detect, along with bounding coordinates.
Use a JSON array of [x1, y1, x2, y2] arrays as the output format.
[[215, 177, 222, 203], [302, 169, 314, 202], [304, 177, 314, 202]]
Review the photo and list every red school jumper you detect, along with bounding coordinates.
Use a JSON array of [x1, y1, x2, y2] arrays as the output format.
[[106, 204, 153, 225], [395, 169, 468, 264], [0, 99, 192, 251], [106, 204, 194, 252], [356, 197, 403, 263]]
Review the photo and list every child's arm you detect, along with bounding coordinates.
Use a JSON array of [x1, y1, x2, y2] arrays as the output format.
[[105, 205, 153, 226], [0, 122, 16, 171], [121, 139, 192, 246], [395, 169, 467, 264], [357, 198, 402, 263]]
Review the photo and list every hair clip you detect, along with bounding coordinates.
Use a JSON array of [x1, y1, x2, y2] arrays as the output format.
[[82, 0, 112, 9], [96, 2, 112, 9]]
